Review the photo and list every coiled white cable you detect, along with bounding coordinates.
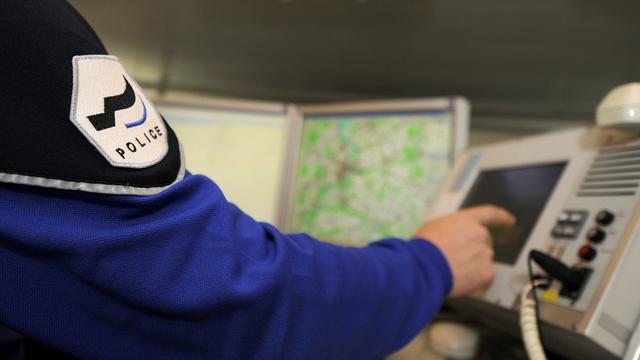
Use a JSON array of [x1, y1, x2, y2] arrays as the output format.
[[520, 282, 548, 360]]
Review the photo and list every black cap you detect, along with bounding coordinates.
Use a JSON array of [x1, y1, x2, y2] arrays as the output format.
[[0, 0, 183, 195]]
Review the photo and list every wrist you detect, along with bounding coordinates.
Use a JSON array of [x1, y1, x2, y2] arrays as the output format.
[[408, 238, 454, 297]]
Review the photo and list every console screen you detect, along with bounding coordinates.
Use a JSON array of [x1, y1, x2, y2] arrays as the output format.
[[460, 162, 566, 264]]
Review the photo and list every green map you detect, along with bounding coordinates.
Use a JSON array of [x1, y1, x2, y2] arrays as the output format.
[[288, 112, 453, 246]]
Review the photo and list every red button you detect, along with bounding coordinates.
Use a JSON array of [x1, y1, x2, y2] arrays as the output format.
[[578, 245, 597, 261]]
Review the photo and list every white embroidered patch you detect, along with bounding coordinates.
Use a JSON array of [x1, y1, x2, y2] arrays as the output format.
[[70, 55, 168, 168]]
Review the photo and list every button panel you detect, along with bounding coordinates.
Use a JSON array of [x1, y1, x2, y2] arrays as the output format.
[[551, 210, 588, 239], [571, 209, 614, 266]]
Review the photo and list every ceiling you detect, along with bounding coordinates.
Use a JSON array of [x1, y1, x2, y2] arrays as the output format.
[[69, 0, 640, 125]]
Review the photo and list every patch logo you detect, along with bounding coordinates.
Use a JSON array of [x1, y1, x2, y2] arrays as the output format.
[[70, 55, 168, 168]]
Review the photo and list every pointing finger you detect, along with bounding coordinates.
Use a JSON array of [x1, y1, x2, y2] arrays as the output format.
[[463, 205, 516, 228]]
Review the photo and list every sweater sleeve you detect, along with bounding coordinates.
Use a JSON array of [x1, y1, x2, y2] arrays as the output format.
[[228, 219, 453, 359], [0, 174, 452, 360], [276, 231, 453, 358]]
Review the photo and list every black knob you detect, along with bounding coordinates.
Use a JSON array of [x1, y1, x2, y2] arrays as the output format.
[[578, 245, 597, 262], [587, 228, 606, 243], [596, 210, 615, 226]]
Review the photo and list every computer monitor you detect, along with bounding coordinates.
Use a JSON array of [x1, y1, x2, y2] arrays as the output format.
[[157, 95, 292, 223], [278, 98, 469, 246], [460, 162, 567, 265]]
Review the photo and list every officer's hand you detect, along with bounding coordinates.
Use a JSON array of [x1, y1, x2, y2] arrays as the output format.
[[414, 205, 516, 297]]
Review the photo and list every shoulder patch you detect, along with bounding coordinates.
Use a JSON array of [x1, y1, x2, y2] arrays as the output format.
[[70, 55, 168, 168], [0, 1, 184, 196]]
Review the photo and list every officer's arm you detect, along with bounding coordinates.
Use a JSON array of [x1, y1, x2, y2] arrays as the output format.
[[171, 175, 453, 358], [0, 174, 452, 359]]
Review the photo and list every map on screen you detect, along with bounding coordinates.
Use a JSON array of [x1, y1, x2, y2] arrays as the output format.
[[287, 110, 456, 246]]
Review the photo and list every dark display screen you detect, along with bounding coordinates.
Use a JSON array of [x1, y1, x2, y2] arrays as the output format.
[[460, 162, 567, 264]]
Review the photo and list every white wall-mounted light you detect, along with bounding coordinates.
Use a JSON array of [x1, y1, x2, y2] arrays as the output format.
[[596, 83, 640, 128]]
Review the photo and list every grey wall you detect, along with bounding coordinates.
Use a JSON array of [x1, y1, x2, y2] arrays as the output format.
[[69, 0, 640, 130]]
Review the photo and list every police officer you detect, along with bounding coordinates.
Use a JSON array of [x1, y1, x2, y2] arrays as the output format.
[[0, 1, 515, 358]]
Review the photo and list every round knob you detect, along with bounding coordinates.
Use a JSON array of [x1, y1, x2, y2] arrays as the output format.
[[596, 210, 615, 226], [578, 245, 597, 262], [587, 228, 606, 243]]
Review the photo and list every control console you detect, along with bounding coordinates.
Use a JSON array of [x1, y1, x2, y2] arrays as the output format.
[[428, 127, 640, 358]]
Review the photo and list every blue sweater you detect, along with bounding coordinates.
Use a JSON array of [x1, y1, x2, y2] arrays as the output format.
[[0, 173, 452, 359]]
